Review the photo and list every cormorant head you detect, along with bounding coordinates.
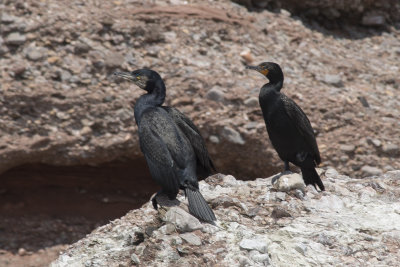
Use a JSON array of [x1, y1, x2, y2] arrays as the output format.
[[114, 69, 164, 93], [246, 62, 284, 84]]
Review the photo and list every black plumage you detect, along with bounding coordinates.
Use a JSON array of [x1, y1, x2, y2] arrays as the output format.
[[114, 69, 216, 222], [246, 62, 325, 191]]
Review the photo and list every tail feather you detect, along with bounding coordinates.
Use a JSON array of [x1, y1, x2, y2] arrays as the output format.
[[301, 167, 325, 191], [185, 188, 216, 222]]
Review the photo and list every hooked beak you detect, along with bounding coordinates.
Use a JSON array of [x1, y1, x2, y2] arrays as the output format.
[[114, 71, 135, 81], [246, 65, 261, 71]]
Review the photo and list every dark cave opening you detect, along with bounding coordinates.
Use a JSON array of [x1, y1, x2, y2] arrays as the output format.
[[0, 158, 157, 253]]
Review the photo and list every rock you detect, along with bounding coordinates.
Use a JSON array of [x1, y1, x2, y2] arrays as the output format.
[[321, 74, 343, 87], [51, 169, 400, 266], [221, 126, 245, 145], [244, 97, 258, 107], [272, 172, 305, 192], [1, 13, 18, 24], [271, 207, 292, 219], [130, 253, 140, 265], [104, 52, 124, 68], [163, 207, 203, 233], [382, 143, 399, 156], [249, 250, 271, 264], [180, 233, 202, 246], [6, 32, 26, 45], [239, 238, 269, 253], [26, 47, 45, 61], [18, 248, 27, 256], [362, 14, 386, 26], [367, 138, 381, 147], [340, 144, 355, 153], [361, 165, 383, 177], [240, 49, 253, 64], [209, 135, 220, 144], [205, 87, 225, 102]]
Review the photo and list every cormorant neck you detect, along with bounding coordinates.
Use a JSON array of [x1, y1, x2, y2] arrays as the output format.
[[267, 79, 284, 92], [267, 72, 284, 91], [134, 79, 166, 125]]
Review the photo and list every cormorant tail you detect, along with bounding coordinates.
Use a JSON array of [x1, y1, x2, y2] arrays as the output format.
[[185, 188, 216, 223], [301, 167, 325, 191]]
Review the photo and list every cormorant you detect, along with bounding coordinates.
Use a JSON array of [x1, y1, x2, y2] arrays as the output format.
[[114, 69, 216, 222], [246, 62, 325, 191]]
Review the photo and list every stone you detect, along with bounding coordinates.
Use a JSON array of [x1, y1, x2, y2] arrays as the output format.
[[205, 87, 224, 102], [163, 207, 203, 233], [240, 49, 253, 64], [382, 143, 399, 156], [18, 248, 27, 256], [272, 172, 305, 192], [6, 32, 26, 45], [26, 47, 45, 61], [239, 238, 269, 253], [105, 52, 124, 68], [362, 14, 386, 26], [244, 97, 258, 107], [180, 233, 202, 246], [209, 135, 220, 144], [131, 253, 140, 265], [367, 138, 381, 147], [340, 144, 355, 153], [321, 74, 343, 87], [221, 126, 245, 145], [1, 13, 18, 24], [361, 166, 383, 176]]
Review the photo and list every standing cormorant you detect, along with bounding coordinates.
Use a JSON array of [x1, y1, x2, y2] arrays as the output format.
[[114, 69, 216, 222], [246, 62, 325, 191]]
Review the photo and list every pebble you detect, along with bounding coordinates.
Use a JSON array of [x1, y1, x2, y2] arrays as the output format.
[[340, 144, 355, 153], [361, 165, 383, 177], [1, 13, 17, 24], [321, 74, 343, 87], [18, 248, 27, 256], [362, 14, 385, 26], [381, 143, 399, 156], [205, 87, 225, 102], [131, 253, 140, 265], [163, 207, 203, 233], [26, 47, 45, 61], [105, 52, 124, 68], [221, 126, 245, 145], [239, 238, 269, 253], [6, 32, 26, 45], [272, 172, 305, 192], [244, 97, 258, 107], [209, 135, 220, 144], [180, 232, 202, 246]]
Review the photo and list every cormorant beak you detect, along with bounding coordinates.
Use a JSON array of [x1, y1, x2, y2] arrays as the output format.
[[114, 71, 136, 81], [246, 65, 260, 71], [246, 65, 268, 76]]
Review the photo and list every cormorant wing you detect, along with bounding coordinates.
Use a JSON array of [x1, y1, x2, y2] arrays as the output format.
[[162, 106, 216, 176], [281, 94, 321, 164], [138, 109, 189, 194]]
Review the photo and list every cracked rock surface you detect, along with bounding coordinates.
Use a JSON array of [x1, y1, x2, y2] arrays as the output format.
[[52, 169, 400, 266]]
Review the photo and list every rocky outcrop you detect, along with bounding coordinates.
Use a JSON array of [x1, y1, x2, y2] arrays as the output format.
[[51, 169, 400, 266], [237, 0, 400, 26], [1, 0, 399, 179]]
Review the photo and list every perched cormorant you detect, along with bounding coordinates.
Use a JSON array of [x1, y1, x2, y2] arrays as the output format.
[[114, 69, 216, 222], [246, 62, 325, 191]]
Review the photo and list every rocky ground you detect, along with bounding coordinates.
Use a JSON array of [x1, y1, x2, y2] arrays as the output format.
[[1, 0, 400, 266], [51, 169, 400, 266]]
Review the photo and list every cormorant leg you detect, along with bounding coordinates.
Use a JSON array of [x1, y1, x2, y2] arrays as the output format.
[[151, 191, 163, 210], [284, 161, 290, 172]]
